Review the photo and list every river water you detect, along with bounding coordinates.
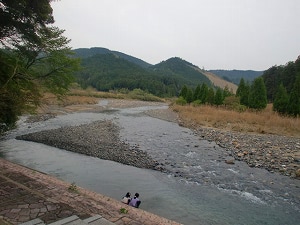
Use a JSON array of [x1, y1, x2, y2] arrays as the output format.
[[0, 101, 299, 225]]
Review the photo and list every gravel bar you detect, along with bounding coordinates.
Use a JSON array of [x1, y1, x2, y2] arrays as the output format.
[[16, 120, 158, 169]]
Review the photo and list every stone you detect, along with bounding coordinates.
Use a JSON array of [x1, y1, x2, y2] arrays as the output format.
[[225, 157, 235, 164], [237, 152, 244, 157]]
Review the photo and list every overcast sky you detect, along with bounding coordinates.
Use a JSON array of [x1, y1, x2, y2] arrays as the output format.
[[51, 0, 300, 70]]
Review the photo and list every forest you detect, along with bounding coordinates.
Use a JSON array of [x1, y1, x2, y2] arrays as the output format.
[[74, 52, 212, 98], [263, 57, 300, 116]]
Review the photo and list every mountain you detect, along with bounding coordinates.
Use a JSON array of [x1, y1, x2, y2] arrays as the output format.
[[208, 70, 263, 85], [75, 53, 184, 97], [73, 47, 151, 68], [73, 47, 238, 97], [150, 57, 212, 87], [150, 57, 238, 93]]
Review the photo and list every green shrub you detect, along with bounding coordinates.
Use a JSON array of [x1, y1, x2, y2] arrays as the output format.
[[192, 100, 202, 106], [116, 88, 130, 94], [68, 182, 79, 193], [128, 89, 162, 102], [176, 96, 187, 105], [232, 103, 247, 112], [120, 208, 128, 214]]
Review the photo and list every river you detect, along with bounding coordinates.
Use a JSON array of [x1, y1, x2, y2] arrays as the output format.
[[0, 101, 299, 225]]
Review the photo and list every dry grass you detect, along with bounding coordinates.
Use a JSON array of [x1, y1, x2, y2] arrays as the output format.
[[68, 88, 126, 100], [40, 89, 126, 107], [38, 87, 163, 112], [172, 104, 300, 138], [40, 93, 99, 106], [40, 87, 163, 107]]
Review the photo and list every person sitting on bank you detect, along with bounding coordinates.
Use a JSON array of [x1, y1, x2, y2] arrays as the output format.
[[121, 192, 131, 204], [129, 193, 141, 208]]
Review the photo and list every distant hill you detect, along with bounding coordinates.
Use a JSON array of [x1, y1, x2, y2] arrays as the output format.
[[208, 70, 263, 85], [73, 47, 151, 68], [150, 57, 212, 87], [73, 47, 239, 97], [151, 58, 238, 93], [75, 53, 174, 96]]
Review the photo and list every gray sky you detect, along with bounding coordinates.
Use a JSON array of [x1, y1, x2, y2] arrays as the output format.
[[51, 0, 300, 70]]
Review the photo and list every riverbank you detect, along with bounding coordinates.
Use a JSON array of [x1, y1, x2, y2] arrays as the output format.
[[0, 158, 181, 225], [21, 98, 300, 179]]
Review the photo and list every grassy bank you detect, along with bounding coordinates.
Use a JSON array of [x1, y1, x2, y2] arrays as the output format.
[[172, 104, 300, 138]]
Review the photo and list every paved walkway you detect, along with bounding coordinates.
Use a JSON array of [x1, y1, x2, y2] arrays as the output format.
[[0, 158, 182, 225]]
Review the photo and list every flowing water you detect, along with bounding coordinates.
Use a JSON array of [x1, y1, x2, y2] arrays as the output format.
[[0, 101, 299, 225]]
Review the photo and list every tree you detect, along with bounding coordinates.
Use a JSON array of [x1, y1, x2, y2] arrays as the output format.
[[223, 85, 232, 99], [287, 75, 300, 116], [186, 88, 193, 103], [282, 62, 296, 91], [193, 84, 201, 101], [179, 85, 188, 99], [214, 88, 223, 106], [248, 77, 268, 110], [273, 83, 289, 115], [0, 0, 80, 130], [0, 0, 54, 48], [207, 87, 215, 105], [262, 66, 282, 102], [200, 83, 208, 104], [236, 78, 250, 106]]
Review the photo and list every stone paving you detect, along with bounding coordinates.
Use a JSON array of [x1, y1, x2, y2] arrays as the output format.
[[0, 158, 182, 225]]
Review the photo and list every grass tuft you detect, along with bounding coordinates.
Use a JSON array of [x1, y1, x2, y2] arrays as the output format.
[[120, 208, 128, 214], [68, 182, 79, 193]]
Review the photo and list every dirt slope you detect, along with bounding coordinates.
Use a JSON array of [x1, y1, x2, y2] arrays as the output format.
[[204, 71, 237, 93], [193, 67, 238, 93]]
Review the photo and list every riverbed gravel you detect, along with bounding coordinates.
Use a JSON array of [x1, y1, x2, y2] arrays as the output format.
[[180, 121, 300, 179], [17, 120, 158, 169]]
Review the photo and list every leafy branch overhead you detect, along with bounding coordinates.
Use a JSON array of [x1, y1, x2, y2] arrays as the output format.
[[0, 0, 80, 130]]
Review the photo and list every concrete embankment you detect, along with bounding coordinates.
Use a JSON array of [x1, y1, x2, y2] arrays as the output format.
[[0, 158, 182, 225]]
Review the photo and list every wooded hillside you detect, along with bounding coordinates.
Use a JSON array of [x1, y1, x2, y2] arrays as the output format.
[[74, 50, 216, 97], [262, 56, 300, 102]]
